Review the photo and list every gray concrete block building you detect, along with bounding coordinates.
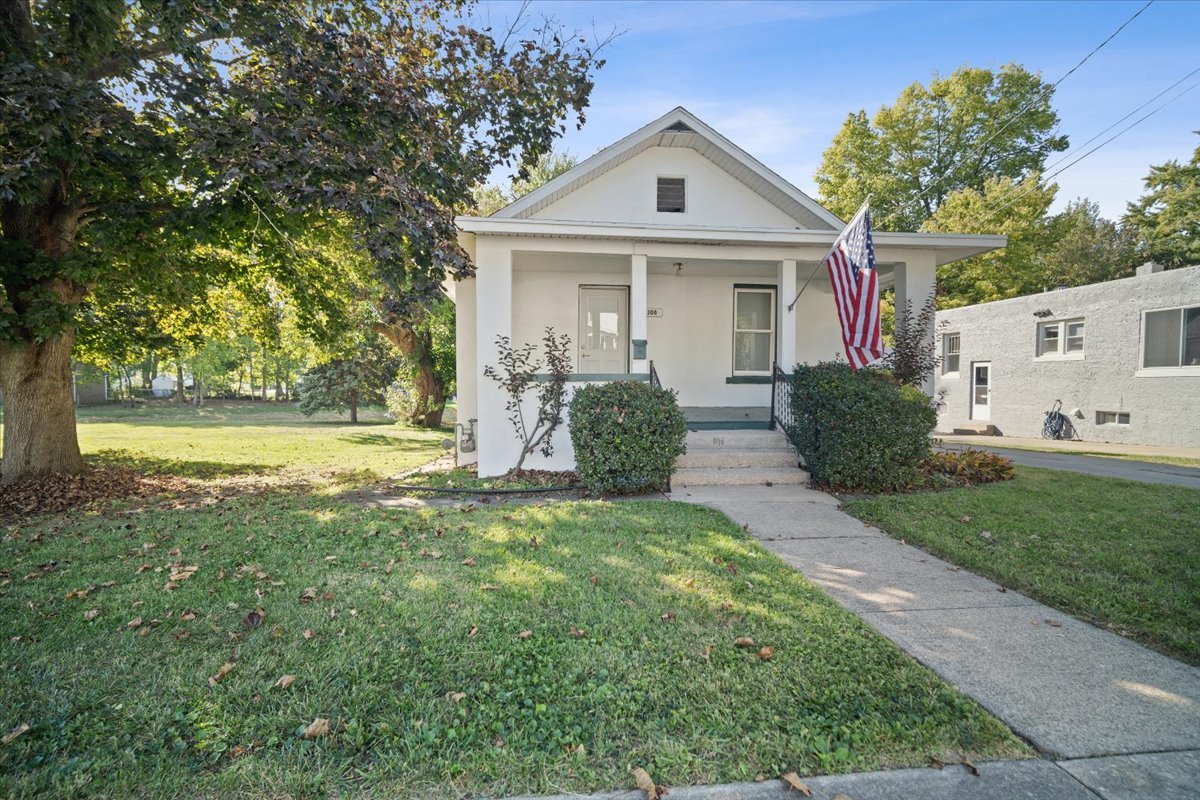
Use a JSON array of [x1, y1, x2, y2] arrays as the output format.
[[934, 263, 1200, 449]]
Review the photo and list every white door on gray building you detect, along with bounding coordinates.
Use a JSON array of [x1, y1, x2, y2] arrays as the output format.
[[971, 362, 991, 421]]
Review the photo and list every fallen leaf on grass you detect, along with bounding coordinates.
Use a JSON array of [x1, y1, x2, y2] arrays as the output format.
[[447, 691, 466, 703], [180, 609, 197, 621], [302, 629, 315, 640], [241, 608, 265, 628], [479, 583, 498, 591], [569, 626, 586, 639], [126, 616, 143, 629], [660, 612, 675, 622], [83, 609, 100, 621], [302, 718, 329, 739], [516, 630, 532, 640], [758, 646, 774, 661], [734, 636, 755, 648], [385, 559, 395, 575], [2, 723, 30, 746], [169, 565, 198, 581], [299, 587, 318, 603], [632, 767, 665, 799], [208, 661, 236, 686], [467, 626, 478, 638], [163, 581, 179, 592], [461, 557, 477, 567], [958, 515, 972, 523], [273, 675, 296, 689], [781, 771, 812, 795], [588, 574, 600, 586]]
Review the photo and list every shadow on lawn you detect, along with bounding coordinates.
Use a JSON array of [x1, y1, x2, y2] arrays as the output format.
[[87, 449, 271, 479]]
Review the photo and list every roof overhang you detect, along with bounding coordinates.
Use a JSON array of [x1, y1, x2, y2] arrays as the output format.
[[455, 216, 1007, 266]]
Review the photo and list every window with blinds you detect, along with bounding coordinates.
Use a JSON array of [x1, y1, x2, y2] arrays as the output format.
[[656, 177, 686, 213], [733, 287, 775, 375]]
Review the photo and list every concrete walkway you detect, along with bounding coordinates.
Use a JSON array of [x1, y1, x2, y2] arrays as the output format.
[[936, 441, 1200, 488], [665, 483, 1200, 799]]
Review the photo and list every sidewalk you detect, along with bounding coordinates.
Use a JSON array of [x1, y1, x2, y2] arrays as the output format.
[[660, 483, 1200, 799], [936, 433, 1200, 461]]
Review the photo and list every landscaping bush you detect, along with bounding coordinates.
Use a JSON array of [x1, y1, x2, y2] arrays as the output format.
[[789, 362, 937, 492], [922, 448, 1016, 487], [568, 381, 687, 494]]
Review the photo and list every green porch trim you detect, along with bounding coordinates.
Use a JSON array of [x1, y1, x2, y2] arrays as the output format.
[[532, 373, 650, 383], [725, 375, 772, 384]]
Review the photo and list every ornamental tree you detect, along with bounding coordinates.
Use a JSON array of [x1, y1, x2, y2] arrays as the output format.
[[0, 0, 605, 483]]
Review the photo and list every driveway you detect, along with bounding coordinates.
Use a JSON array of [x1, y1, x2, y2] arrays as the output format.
[[939, 444, 1200, 488]]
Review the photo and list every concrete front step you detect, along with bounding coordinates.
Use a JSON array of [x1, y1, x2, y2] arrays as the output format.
[[685, 428, 792, 450], [676, 448, 799, 469], [674, 466, 809, 487]]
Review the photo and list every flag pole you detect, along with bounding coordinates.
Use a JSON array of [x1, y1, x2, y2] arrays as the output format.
[[786, 197, 871, 312]]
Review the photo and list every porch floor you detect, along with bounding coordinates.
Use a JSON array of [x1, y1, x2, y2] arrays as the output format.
[[682, 406, 771, 430]]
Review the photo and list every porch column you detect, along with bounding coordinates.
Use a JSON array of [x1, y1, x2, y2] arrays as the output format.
[[630, 253, 648, 375], [893, 250, 938, 395], [777, 259, 797, 372], [474, 237, 515, 476]]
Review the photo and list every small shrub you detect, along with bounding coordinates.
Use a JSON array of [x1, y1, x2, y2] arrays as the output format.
[[922, 449, 1015, 486], [790, 362, 937, 492], [568, 381, 687, 494]]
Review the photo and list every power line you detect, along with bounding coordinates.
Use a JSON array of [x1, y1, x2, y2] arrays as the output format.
[[976, 79, 1198, 225], [891, 0, 1155, 221]]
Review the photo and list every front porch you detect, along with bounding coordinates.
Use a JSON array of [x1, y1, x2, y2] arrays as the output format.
[[455, 234, 945, 476], [682, 405, 771, 430]]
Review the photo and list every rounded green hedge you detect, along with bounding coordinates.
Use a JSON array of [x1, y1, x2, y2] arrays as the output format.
[[789, 362, 937, 492], [568, 381, 687, 494]]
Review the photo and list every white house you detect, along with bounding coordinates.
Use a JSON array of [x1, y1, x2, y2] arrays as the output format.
[[452, 107, 1007, 477], [935, 262, 1200, 448], [151, 374, 176, 398]]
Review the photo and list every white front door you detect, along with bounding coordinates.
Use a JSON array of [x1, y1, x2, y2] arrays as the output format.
[[578, 286, 628, 374], [971, 361, 991, 421]]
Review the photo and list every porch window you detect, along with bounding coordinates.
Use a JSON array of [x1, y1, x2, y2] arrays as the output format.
[[733, 287, 775, 375]]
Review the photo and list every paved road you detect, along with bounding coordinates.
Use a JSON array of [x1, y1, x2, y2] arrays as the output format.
[[939, 444, 1200, 489], [665, 483, 1200, 799]]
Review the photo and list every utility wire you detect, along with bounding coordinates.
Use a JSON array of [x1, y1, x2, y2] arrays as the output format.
[[889, 0, 1155, 222], [975, 79, 1199, 224]]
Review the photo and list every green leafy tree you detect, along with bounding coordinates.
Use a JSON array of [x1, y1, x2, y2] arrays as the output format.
[[923, 174, 1060, 307], [1124, 141, 1200, 268], [471, 151, 580, 216], [0, 1, 605, 483], [815, 64, 1068, 231], [1045, 199, 1139, 286], [297, 337, 398, 424]]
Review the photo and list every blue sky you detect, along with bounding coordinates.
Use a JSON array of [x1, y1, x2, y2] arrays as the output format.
[[481, 0, 1200, 221]]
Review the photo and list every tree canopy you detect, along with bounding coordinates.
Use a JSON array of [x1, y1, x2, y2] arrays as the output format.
[[0, 0, 606, 482], [815, 64, 1068, 231], [1124, 140, 1200, 268]]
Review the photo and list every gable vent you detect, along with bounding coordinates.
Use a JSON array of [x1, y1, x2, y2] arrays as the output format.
[[663, 121, 694, 132], [657, 177, 686, 213]]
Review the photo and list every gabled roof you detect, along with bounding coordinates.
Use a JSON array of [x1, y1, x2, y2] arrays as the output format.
[[491, 106, 844, 231]]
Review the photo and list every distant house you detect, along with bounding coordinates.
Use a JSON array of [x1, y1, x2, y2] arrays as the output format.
[[451, 106, 1007, 476], [72, 365, 109, 405], [935, 263, 1200, 448], [151, 374, 176, 398]]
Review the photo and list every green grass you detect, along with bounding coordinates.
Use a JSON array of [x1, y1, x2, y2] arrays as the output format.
[[843, 467, 1200, 664], [395, 466, 580, 494], [60, 401, 449, 483], [0, 497, 1026, 798]]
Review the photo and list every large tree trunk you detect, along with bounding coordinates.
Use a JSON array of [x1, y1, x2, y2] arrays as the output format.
[[176, 362, 186, 404], [376, 320, 447, 428], [0, 330, 86, 484], [348, 389, 358, 424]]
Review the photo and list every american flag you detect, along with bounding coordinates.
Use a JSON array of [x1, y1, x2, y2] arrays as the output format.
[[825, 203, 883, 370]]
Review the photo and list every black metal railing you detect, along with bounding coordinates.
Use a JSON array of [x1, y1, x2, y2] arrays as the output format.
[[769, 362, 794, 437], [649, 360, 662, 389]]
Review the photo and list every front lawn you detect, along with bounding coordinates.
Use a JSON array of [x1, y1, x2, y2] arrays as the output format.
[[0, 497, 1026, 798], [844, 467, 1200, 664], [64, 401, 447, 483]]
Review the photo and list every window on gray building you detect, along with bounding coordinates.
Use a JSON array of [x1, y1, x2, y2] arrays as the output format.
[[1143, 306, 1200, 368], [942, 333, 960, 374], [1037, 318, 1084, 357], [1096, 411, 1130, 425]]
